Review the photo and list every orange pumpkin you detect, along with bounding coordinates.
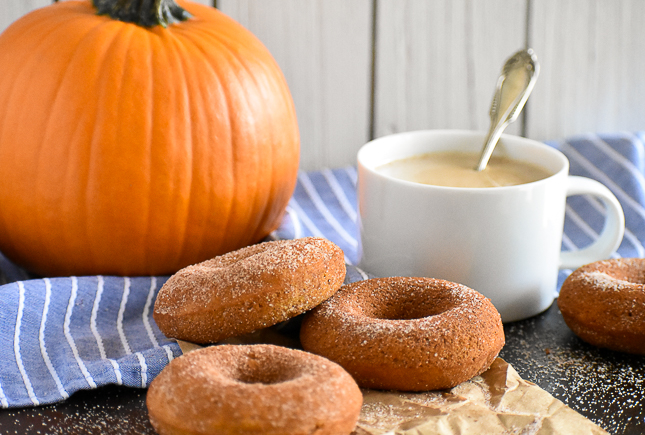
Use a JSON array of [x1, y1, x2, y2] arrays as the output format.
[[0, 0, 299, 277]]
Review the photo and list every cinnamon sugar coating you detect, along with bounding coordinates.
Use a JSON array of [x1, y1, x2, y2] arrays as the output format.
[[146, 344, 362, 435], [558, 258, 645, 355], [300, 277, 505, 391], [153, 237, 345, 343]]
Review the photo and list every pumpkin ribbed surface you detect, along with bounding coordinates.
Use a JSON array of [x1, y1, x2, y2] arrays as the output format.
[[0, 0, 299, 276]]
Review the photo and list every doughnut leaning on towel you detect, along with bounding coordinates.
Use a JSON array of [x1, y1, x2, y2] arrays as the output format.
[[153, 237, 346, 344]]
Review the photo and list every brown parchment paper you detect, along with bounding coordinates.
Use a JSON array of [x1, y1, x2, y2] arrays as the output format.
[[353, 357, 607, 435], [176, 336, 607, 435]]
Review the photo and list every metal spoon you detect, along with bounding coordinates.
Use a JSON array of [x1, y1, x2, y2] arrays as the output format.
[[475, 48, 539, 171]]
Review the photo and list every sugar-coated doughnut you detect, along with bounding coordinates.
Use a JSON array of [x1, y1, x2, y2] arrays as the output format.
[[147, 344, 363, 435], [558, 258, 645, 355], [300, 277, 505, 391], [153, 237, 345, 344]]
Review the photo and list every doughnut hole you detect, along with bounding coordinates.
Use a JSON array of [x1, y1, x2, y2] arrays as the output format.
[[358, 292, 458, 321], [347, 277, 465, 321], [232, 352, 301, 385]]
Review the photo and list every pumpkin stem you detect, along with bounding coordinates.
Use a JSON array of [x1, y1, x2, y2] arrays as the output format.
[[93, 0, 191, 28]]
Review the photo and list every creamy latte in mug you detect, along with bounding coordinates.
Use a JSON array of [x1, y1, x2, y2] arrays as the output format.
[[377, 151, 552, 188]]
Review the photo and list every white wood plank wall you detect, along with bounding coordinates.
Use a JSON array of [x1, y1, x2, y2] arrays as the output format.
[[2, 0, 644, 170]]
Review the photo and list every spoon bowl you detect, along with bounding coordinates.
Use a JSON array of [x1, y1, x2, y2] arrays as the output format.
[[475, 49, 539, 171]]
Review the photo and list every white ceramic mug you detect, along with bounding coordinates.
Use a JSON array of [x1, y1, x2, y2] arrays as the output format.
[[357, 130, 625, 322]]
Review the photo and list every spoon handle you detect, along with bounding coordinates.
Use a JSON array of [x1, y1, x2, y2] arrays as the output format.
[[476, 49, 539, 172]]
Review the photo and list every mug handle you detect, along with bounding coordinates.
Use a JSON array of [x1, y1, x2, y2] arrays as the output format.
[[559, 176, 625, 270]]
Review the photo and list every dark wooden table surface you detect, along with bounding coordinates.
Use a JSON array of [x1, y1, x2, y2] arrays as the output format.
[[0, 301, 643, 434]]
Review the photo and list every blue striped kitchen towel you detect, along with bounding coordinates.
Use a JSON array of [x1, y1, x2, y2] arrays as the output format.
[[1, 132, 645, 408]]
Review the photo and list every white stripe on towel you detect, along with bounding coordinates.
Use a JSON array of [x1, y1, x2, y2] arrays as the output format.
[[561, 232, 578, 251], [135, 353, 148, 387], [290, 198, 326, 238], [142, 277, 159, 347], [143, 278, 173, 362], [565, 204, 600, 241], [344, 166, 358, 185], [298, 172, 357, 248], [354, 265, 370, 280], [0, 380, 7, 408], [90, 276, 107, 359], [620, 228, 645, 257], [321, 168, 357, 222], [15, 282, 39, 406], [40, 279, 69, 400], [588, 134, 645, 188], [562, 142, 645, 220], [64, 277, 97, 389], [108, 359, 123, 385], [117, 278, 132, 355], [290, 198, 353, 265], [624, 132, 645, 170], [580, 194, 645, 257], [565, 204, 620, 259], [285, 206, 304, 239], [161, 344, 177, 363], [118, 278, 149, 385], [90, 276, 123, 384]]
